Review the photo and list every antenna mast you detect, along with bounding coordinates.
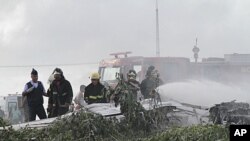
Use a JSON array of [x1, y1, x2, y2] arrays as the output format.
[[156, 0, 160, 57], [192, 38, 200, 63]]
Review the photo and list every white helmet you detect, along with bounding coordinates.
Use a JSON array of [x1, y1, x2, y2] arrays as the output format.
[[127, 70, 137, 80]]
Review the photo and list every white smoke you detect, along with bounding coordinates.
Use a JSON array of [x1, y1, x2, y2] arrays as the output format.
[[159, 79, 250, 107]]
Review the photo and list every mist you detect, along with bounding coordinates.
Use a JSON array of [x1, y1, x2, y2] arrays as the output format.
[[159, 79, 250, 107]]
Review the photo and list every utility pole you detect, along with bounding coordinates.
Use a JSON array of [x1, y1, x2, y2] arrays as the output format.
[[156, 0, 160, 57]]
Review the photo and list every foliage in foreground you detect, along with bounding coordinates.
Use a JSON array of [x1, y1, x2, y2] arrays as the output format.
[[0, 117, 10, 127], [146, 125, 229, 141], [0, 110, 229, 141], [0, 110, 154, 141]]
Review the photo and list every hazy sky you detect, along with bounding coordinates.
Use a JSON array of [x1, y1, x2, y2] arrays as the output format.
[[0, 0, 250, 66]]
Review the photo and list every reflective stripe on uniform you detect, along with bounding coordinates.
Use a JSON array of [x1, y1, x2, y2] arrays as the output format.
[[89, 95, 103, 99]]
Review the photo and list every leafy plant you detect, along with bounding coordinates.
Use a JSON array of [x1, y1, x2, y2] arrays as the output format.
[[146, 125, 229, 141]]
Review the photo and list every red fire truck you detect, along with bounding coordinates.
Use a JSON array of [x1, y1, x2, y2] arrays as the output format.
[[98, 52, 190, 87]]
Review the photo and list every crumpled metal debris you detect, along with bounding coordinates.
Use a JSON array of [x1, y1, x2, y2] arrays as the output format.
[[209, 100, 250, 125]]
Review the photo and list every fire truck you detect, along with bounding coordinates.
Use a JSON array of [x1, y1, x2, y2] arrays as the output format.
[[98, 52, 190, 87]]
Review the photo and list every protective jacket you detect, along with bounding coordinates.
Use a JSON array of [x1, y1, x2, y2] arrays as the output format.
[[84, 83, 106, 104], [48, 79, 73, 117], [140, 77, 163, 99]]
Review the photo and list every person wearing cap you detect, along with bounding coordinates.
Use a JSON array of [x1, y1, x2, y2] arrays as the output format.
[[47, 68, 73, 117], [140, 66, 163, 99], [22, 68, 47, 121], [84, 72, 107, 104]]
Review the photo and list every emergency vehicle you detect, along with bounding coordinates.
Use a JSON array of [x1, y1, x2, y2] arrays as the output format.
[[98, 52, 190, 86]]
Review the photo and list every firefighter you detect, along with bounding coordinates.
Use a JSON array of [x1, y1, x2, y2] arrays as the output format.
[[22, 69, 47, 121], [46, 68, 59, 118], [48, 68, 73, 117], [126, 70, 141, 100], [84, 72, 107, 104], [112, 70, 140, 107], [140, 66, 163, 99]]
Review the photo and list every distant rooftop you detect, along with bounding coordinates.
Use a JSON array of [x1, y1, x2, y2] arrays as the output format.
[[224, 53, 250, 62], [202, 57, 224, 63]]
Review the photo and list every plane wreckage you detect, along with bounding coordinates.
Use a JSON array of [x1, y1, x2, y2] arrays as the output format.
[[2, 96, 250, 131]]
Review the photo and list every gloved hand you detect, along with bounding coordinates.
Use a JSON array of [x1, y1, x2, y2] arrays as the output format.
[[26, 86, 34, 93]]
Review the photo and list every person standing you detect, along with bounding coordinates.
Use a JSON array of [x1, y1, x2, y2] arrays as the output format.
[[22, 69, 47, 121], [126, 70, 141, 100], [140, 66, 163, 99], [48, 68, 73, 117], [84, 72, 107, 104], [112, 70, 141, 108]]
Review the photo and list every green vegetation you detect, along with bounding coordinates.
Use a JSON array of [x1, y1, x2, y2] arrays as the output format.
[[0, 117, 10, 128], [147, 125, 229, 141], [0, 111, 229, 141]]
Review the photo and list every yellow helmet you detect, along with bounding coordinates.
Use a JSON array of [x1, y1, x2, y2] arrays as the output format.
[[91, 72, 100, 79]]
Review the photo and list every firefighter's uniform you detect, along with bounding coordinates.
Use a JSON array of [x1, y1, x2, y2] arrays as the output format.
[[140, 67, 163, 99], [84, 72, 107, 104], [47, 68, 73, 118]]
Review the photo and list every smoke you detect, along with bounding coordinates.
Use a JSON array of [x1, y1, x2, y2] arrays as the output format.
[[159, 79, 250, 107]]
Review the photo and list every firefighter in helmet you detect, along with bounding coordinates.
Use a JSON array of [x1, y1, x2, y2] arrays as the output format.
[[84, 72, 107, 104], [113, 70, 140, 107], [126, 70, 140, 100], [47, 68, 73, 118], [140, 66, 163, 99]]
